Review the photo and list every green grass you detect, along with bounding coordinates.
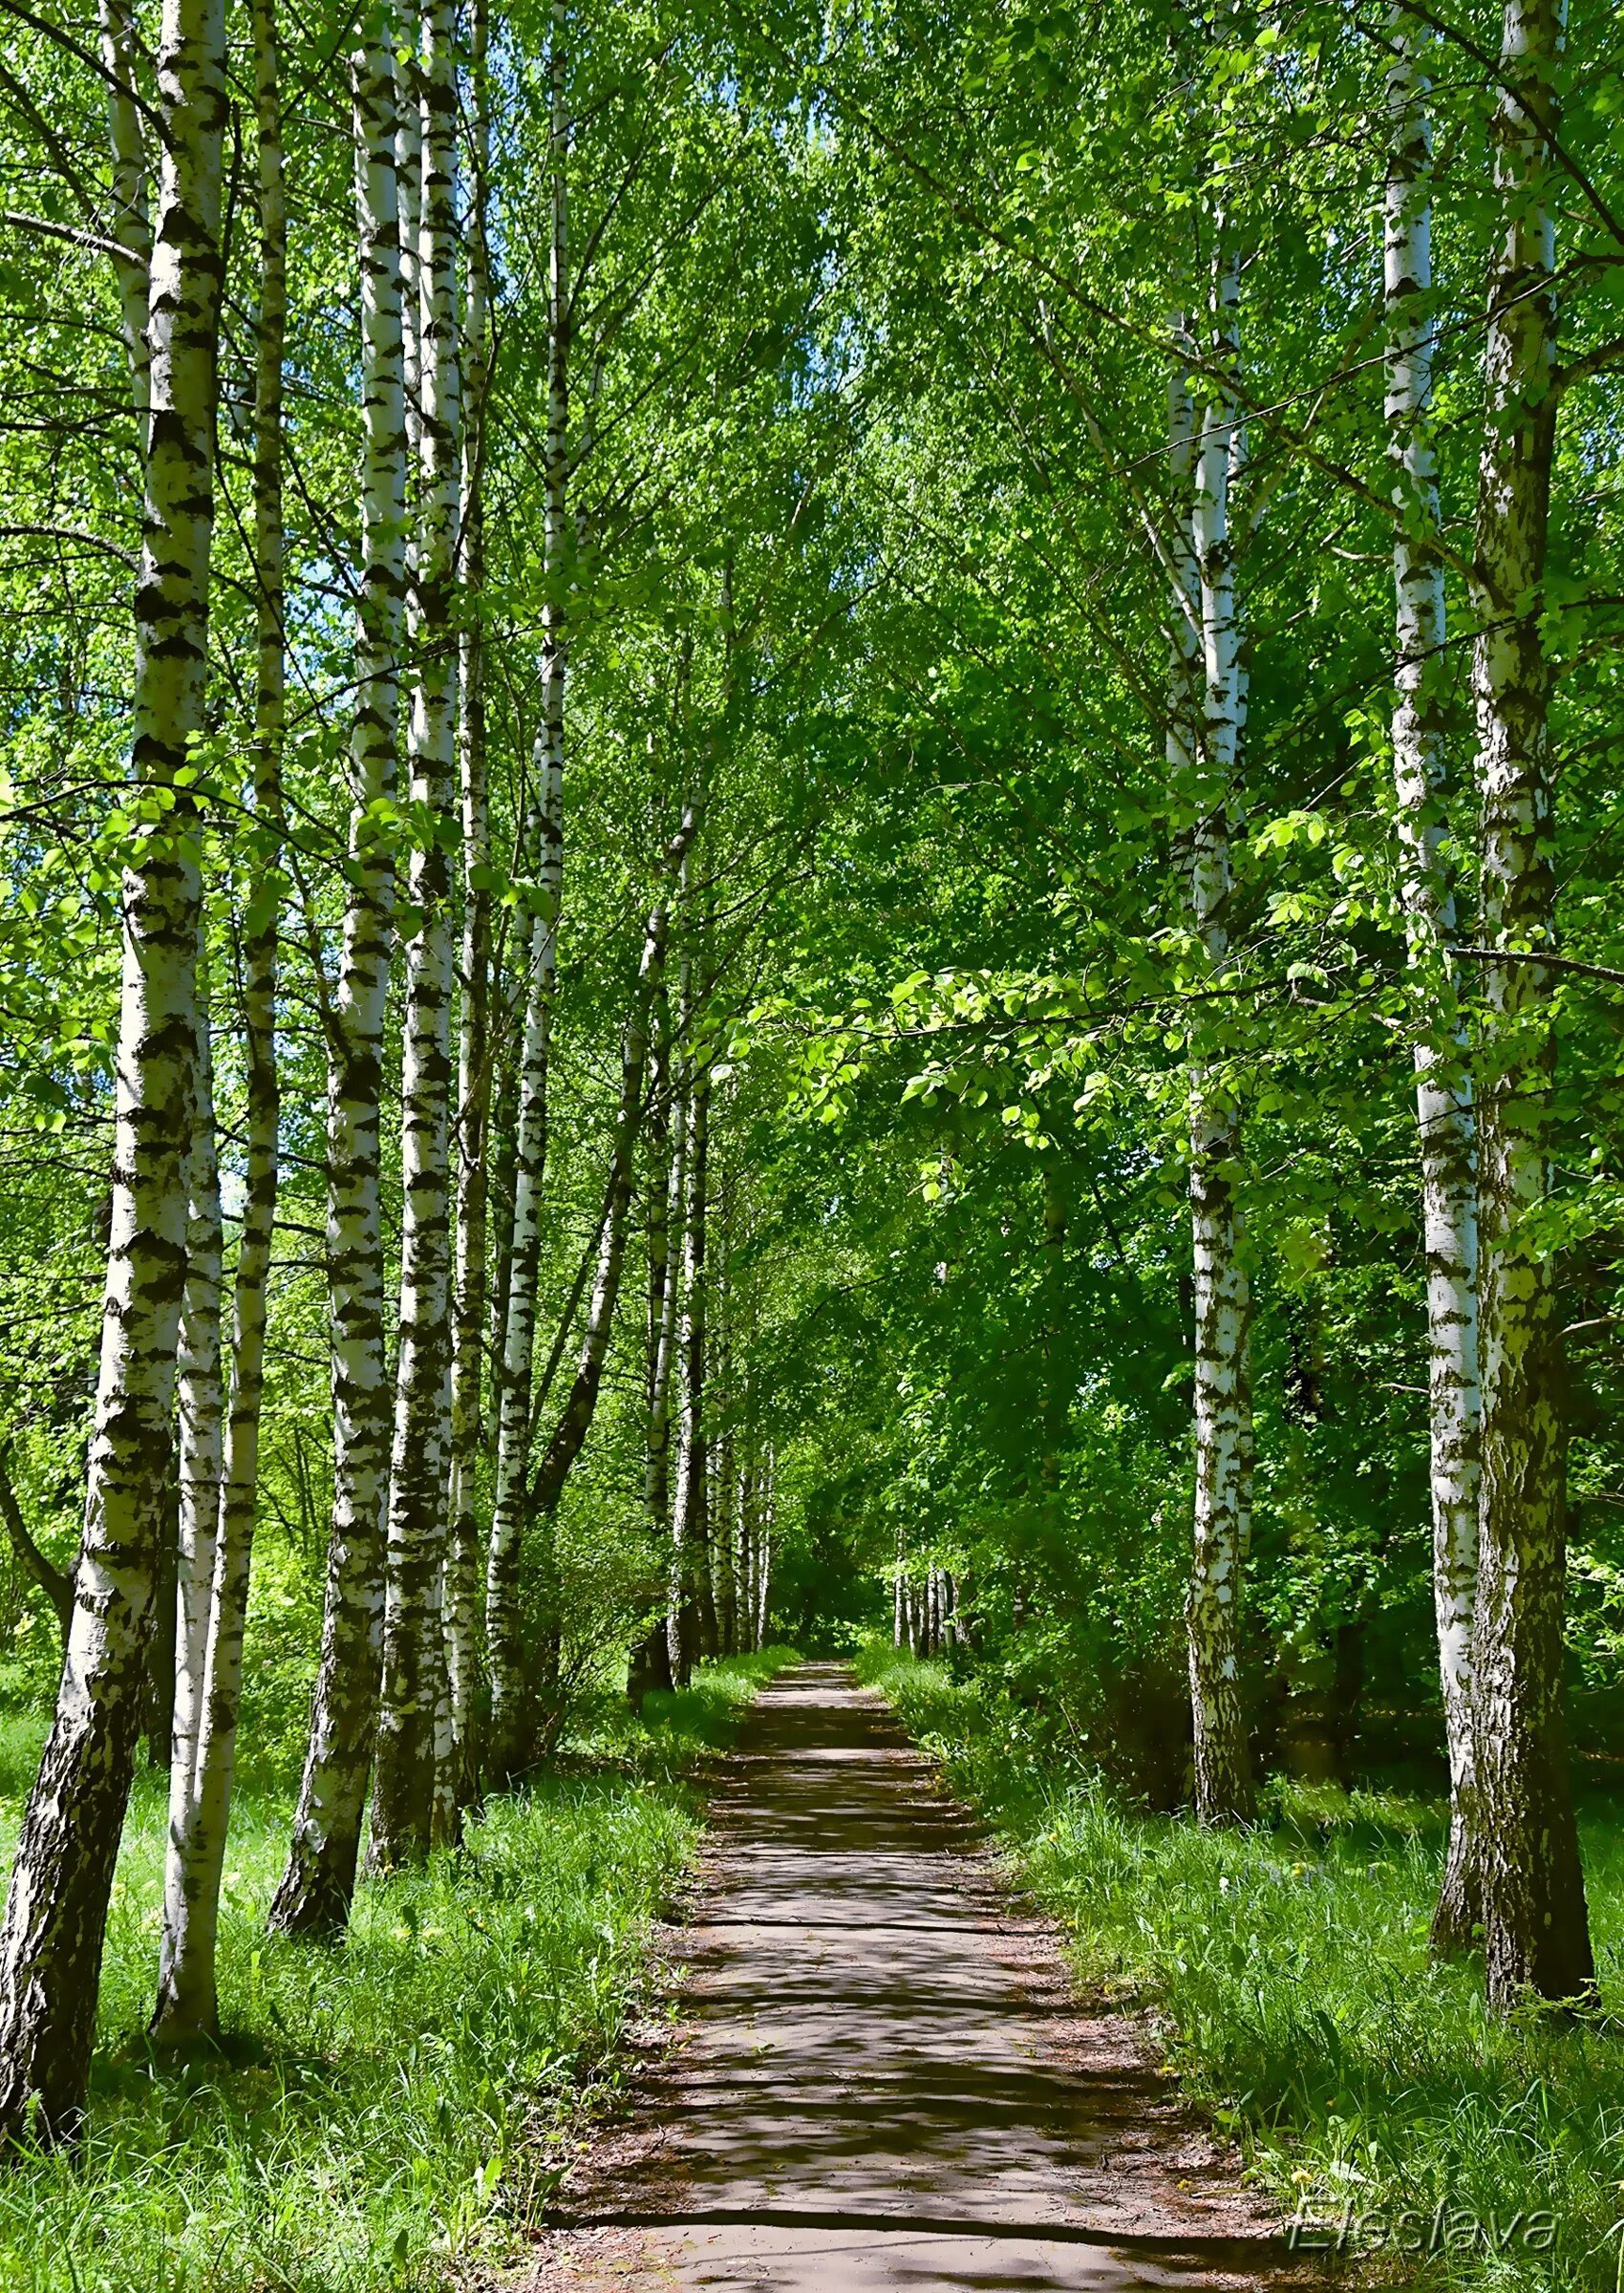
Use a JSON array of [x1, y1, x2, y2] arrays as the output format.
[[861, 1643, 1624, 2293], [0, 1649, 794, 2293]]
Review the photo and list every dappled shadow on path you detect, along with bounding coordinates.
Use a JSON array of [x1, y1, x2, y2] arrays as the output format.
[[535, 1664, 1312, 2292]]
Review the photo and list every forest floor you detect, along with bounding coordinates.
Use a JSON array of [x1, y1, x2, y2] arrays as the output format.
[[529, 1661, 1300, 2293], [0, 1650, 792, 2293], [864, 1649, 1624, 2293]]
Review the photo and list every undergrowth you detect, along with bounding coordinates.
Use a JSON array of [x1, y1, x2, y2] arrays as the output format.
[[0, 1648, 793, 2293], [862, 1643, 1624, 2293]]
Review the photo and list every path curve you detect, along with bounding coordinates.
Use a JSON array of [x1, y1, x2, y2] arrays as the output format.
[[534, 1661, 1301, 2292]]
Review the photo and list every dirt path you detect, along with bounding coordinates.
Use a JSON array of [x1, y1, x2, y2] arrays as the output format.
[[533, 1661, 1300, 2292]]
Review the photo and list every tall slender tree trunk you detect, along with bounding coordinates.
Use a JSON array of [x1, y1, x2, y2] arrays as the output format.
[[711, 1196, 736, 1657], [756, 1455, 773, 1648], [373, 0, 461, 1870], [668, 852, 711, 1686], [1383, 15, 1484, 1959], [487, 10, 569, 1783], [168, 967, 223, 1834], [446, 0, 493, 1816], [630, 978, 677, 1696], [97, 0, 152, 450], [1183, 246, 1254, 1826], [525, 837, 694, 1716], [0, 0, 224, 2145], [151, 0, 286, 2042], [269, 21, 405, 1939], [1469, 0, 1593, 2008]]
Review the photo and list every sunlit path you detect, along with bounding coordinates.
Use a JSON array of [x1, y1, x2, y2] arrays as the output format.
[[537, 1663, 1298, 2292]]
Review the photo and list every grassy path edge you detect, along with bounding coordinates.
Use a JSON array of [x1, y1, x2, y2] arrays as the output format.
[[861, 1644, 1624, 2293]]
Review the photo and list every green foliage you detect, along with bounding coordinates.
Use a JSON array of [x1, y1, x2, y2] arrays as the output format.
[[867, 1649, 1624, 2293], [0, 1657, 788, 2293]]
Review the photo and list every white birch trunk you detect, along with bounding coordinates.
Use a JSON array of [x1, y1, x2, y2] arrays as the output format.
[[446, 0, 492, 1814], [1468, 0, 1594, 2006], [524, 832, 695, 1725], [486, 10, 569, 1781], [0, 0, 224, 2144], [756, 1457, 773, 1649], [1382, 15, 1484, 1957], [269, 20, 405, 1938], [669, 850, 712, 1685], [397, 52, 421, 470], [96, 0, 152, 450], [373, 0, 461, 1869], [167, 969, 223, 1839], [151, 0, 285, 2041], [638, 981, 684, 1692], [1185, 246, 1254, 1826]]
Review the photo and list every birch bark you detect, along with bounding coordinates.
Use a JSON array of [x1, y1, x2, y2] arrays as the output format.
[[630, 977, 678, 1696], [0, 0, 224, 2143], [446, 0, 492, 1813], [1382, 15, 1484, 1958], [168, 970, 223, 1841], [268, 23, 405, 1938], [676, 1045, 713, 1669], [1184, 248, 1254, 1826], [152, 0, 285, 2040], [1468, 0, 1593, 2007], [373, 0, 461, 1869], [487, 6, 569, 1782], [96, 0, 151, 448], [666, 848, 708, 1687], [756, 1457, 773, 1648], [524, 834, 694, 1732]]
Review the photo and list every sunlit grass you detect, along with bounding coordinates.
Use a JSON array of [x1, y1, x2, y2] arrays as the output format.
[[863, 1644, 1624, 2293], [0, 1649, 793, 2293]]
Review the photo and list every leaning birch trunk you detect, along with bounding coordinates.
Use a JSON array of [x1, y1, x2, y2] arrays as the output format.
[[663, 1005, 694, 1687], [396, 47, 421, 471], [372, 0, 461, 1870], [167, 972, 224, 1840], [667, 856, 709, 1687], [151, 0, 286, 2042], [268, 24, 405, 1939], [0, 0, 224, 2146], [1469, 0, 1593, 2007], [97, 0, 152, 449], [1184, 248, 1254, 1826], [677, 1052, 714, 1668], [525, 846, 691, 1598], [630, 977, 679, 1696], [1383, 16, 1484, 1958], [445, 0, 492, 1813], [486, 8, 569, 1783], [711, 1233, 737, 1657], [756, 1459, 773, 1648]]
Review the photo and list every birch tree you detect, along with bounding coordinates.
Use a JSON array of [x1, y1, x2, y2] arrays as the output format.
[[1382, 11, 1483, 1958], [1467, 0, 1594, 2007], [373, 0, 462, 1869], [630, 973, 679, 1694], [487, 1, 570, 1785], [446, 0, 493, 1812], [524, 816, 698, 1689], [269, 18, 406, 1938], [152, 0, 286, 2042], [1180, 241, 1254, 1826], [96, 0, 151, 447], [0, 0, 225, 2143]]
